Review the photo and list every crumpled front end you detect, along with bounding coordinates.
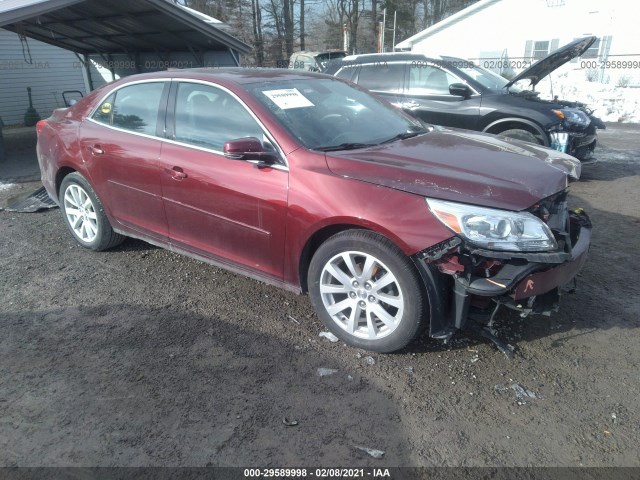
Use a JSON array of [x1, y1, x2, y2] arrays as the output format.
[[547, 104, 604, 161], [413, 190, 592, 345]]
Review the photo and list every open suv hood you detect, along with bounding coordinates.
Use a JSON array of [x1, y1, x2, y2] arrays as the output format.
[[325, 127, 580, 211], [505, 36, 597, 88]]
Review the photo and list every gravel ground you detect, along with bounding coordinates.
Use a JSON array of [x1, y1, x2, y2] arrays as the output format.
[[0, 126, 639, 467]]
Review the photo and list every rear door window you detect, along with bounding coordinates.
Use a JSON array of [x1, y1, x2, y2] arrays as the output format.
[[335, 66, 357, 82], [407, 65, 458, 95], [356, 63, 405, 92], [92, 82, 166, 136]]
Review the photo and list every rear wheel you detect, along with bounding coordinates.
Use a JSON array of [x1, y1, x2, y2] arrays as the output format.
[[498, 128, 541, 144], [308, 230, 427, 352], [60, 172, 125, 251]]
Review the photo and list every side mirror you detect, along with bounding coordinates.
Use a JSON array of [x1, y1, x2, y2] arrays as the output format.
[[449, 83, 472, 98], [223, 137, 278, 167]]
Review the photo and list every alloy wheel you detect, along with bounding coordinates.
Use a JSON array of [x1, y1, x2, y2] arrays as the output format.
[[63, 184, 99, 243], [319, 250, 404, 340]]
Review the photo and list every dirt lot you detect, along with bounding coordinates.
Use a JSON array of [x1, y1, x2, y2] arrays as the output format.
[[0, 125, 639, 468]]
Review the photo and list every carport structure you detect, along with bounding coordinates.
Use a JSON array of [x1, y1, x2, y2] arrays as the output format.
[[0, 0, 252, 90]]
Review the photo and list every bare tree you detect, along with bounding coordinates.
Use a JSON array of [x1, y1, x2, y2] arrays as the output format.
[[300, 0, 306, 50], [375, 0, 479, 51], [337, 0, 365, 53], [422, 0, 477, 29], [263, 0, 284, 59], [371, 0, 378, 51], [251, 0, 265, 64], [184, 0, 228, 21], [183, 0, 478, 61], [283, 0, 295, 57]]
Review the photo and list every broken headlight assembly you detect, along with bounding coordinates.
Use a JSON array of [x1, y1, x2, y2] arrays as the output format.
[[552, 108, 591, 127], [426, 198, 558, 252]]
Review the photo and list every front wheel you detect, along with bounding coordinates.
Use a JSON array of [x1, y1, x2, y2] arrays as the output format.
[[60, 172, 125, 251], [308, 230, 427, 352], [498, 128, 542, 144]]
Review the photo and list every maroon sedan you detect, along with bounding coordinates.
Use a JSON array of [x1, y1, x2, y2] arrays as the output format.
[[36, 69, 591, 353]]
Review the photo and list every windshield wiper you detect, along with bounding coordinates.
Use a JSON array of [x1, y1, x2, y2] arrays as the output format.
[[315, 142, 375, 152], [379, 128, 428, 145]]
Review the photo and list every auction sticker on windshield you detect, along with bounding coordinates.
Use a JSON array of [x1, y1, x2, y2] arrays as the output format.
[[263, 88, 314, 109]]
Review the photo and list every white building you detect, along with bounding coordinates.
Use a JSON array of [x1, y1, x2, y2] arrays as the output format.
[[396, 0, 639, 87]]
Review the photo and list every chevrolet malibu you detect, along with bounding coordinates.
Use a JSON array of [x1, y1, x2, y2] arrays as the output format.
[[36, 69, 592, 353]]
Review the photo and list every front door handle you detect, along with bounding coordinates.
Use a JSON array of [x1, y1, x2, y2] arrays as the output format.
[[166, 166, 187, 180], [89, 144, 104, 155]]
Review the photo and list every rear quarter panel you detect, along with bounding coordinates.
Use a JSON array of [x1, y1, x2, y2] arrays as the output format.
[[37, 111, 84, 202], [38, 85, 115, 201]]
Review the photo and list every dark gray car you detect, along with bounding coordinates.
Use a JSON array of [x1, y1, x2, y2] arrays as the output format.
[[326, 37, 605, 160]]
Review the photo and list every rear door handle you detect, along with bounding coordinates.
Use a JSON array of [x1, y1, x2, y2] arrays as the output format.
[[166, 166, 187, 180], [89, 144, 104, 155]]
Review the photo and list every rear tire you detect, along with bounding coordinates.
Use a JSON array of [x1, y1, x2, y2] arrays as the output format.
[[499, 128, 541, 144], [60, 172, 125, 251], [308, 230, 427, 353]]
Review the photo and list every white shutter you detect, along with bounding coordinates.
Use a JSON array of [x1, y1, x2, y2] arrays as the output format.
[[524, 40, 533, 60]]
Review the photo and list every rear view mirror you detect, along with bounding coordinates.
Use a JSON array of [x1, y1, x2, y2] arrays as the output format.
[[449, 83, 472, 98]]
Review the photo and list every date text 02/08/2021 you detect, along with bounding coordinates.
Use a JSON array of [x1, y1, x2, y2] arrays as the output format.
[[243, 468, 392, 478]]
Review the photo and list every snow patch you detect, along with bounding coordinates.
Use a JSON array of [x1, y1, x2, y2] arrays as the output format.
[[0, 183, 18, 192], [535, 71, 640, 123]]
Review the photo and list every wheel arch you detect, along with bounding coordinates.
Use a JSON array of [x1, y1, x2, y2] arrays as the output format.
[[299, 224, 370, 293], [55, 166, 77, 198], [482, 118, 550, 146], [297, 220, 419, 294]]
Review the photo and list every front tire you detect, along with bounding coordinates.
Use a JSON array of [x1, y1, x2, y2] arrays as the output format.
[[60, 172, 124, 251], [308, 230, 427, 352], [498, 128, 541, 144]]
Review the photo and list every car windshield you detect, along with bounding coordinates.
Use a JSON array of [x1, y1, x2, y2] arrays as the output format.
[[458, 64, 522, 92], [245, 77, 426, 150]]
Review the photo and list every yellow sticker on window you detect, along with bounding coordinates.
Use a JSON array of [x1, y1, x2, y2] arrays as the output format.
[[100, 102, 112, 114]]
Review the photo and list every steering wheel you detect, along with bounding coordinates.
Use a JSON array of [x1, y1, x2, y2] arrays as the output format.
[[326, 131, 355, 146], [319, 113, 347, 124], [319, 113, 353, 146]]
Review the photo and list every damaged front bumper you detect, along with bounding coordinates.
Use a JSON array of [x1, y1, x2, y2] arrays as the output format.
[[549, 114, 604, 160], [412, 208, 592, 341]]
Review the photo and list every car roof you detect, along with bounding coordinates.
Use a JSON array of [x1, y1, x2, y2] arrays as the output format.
[[294, 50, 346, 56], [340, 52, 467, 64], [113, 67, 328, 85]]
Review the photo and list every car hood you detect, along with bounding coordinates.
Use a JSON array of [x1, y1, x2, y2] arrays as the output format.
[[325, 127, 581, 211], [505, 36, 597, 88]]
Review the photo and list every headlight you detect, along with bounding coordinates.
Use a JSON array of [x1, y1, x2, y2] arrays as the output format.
[[426, 198, 558, 252], [552, 108, 590, 127]]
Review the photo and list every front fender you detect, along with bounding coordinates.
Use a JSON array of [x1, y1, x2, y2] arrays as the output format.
[[283, 151, 454, 287], [482, 117, 550, 146]]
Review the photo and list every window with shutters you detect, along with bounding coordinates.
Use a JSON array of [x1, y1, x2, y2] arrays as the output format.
[[524, 39, 560, 61], [533, 41, 550, 59], [580, 36, 612, 60]]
